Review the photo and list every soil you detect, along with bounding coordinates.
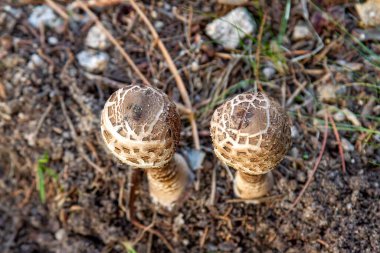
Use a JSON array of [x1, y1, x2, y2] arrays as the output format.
[[0, 1, 379, 253]]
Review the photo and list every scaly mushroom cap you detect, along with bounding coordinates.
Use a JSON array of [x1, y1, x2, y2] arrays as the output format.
[[210, 92, 291, 175], [101, 85, 180, 169]]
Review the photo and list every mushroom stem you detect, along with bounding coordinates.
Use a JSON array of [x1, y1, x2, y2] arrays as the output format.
[[234, 171, 274, 199], [146, 153, 193, 208]]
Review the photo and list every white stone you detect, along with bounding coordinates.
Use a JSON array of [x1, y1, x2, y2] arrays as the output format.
[[205, 7, 256, 49], [333, 111, 345, 122], [290, 125, 299, 139], [77, 50, 109, 73], [28, 5, 63, 29], [154, 21, 165, 32], [55, 228, 66, 241], [27, 54, 45, 69], [341, 138, 355, 152], [191, 61, 199, 72], [292, 22, 313, 41], [85, 26, 110, 50], [48, 37, 58, 45], [318, 84, 337, 103], [4, 5, 22, 18], [262, 66, 276, 80]]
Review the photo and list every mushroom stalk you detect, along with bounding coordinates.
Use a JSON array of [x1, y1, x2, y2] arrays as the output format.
[[234, 171, 274, 199], [147, 154, 192, 207], [101, 85, 193, 208]]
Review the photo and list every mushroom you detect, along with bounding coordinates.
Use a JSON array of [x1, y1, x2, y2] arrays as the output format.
[[100, 85, 193, 208], [210, 92, 291, 199]]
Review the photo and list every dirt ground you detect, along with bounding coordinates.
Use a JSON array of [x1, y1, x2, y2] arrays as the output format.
[[0, 1, 379, 253]]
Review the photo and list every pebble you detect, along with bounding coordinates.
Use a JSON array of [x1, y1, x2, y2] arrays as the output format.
[[262, 66, 276, 80], [292, 22, 313, 41], [55, 228, 67, 241], [47, 36, 58, 45], [317, 84, 337, 103], [290, 125, 299, 139], [77, 50, 109, 73], [28, 5, 63, 29], [27, 54, 45, 70], [297, 171, 306, 183], [154, 21, 165, 32], [191, 61, 199, 72], [333, 111, 345, 122], [341, 138, 355, 152], [85, 26, 110, 50], [4, 5, 22, 19], [205, 7, 256, 49]]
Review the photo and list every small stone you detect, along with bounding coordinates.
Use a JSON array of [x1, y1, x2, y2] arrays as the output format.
[[290, 125, 299, 139], [27, 54, 45, 69], [205, 7, 256, 49], [333, 111, 345, 122], [191, 61, 199, 72], [28, 5, 63, 29], [262, 66, 276, 80], [154, 21, 165, 32], [292, 22, 313, 41], [4, 5, 22, 19], [48, 36, 58, 45], [77, 50, 109, 73], [55, 228, 66, 241], [341, 138, 355, 152], [151, 10, 158, 19], [297, 171, 306, 183], [318, 84, 337, 103], [373, 105, 380, 115], [85, 26, 110, 50]]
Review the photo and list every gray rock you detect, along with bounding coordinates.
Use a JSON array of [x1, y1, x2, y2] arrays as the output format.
[[262, 66, 276, 80], [85, 26, 110, 50], [47, 36, 58, 45], [290, 125, 299, 139], [292, 22, 313, 41], [28, 5, 63, 29], [4, 5, 22, 19], [77, 50, 109, 73], [27, 54, 45, 70], [205, 7, 256, 49], [341, 138, 355, 152], [154, 21, 165, 32], [333, 111, 346, 122]]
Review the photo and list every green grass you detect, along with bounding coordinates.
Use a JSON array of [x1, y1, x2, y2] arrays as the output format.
[[36, 153, 59, 204]]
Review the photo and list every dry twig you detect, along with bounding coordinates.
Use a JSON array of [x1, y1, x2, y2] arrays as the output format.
[[327, 112, 346, 174]]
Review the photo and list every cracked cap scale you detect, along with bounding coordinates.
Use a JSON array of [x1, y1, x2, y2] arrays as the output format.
[[100, 85, 181, 169], [210, 92, 292, 175]]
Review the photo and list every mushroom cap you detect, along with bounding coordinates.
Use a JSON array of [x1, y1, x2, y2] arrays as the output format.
[[101, 85, 180, 169], [210, 92, 291, 175]]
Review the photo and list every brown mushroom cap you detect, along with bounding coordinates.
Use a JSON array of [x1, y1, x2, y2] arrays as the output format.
[[210, 92, 291, 175], [100, 85, 180, 169]]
